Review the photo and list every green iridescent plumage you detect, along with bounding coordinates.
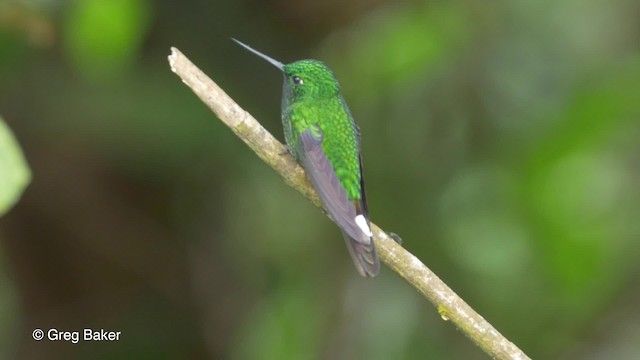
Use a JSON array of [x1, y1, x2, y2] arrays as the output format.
[[234, 39, 380, 277], [283, 60, 362, 200]]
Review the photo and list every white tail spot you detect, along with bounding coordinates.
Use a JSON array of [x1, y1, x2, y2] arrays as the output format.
[[355, 215, 373, 237]]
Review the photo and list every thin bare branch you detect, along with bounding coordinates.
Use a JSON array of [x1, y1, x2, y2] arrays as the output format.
[[168, 47, 531, 360]]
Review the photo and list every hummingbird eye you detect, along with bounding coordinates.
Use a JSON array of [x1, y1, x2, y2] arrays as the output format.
[[292, 76, 304, 85]]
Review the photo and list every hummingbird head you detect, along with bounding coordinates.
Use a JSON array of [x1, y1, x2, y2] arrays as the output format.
[[282, 60, 340, 100], [232, 38, 340, 100]]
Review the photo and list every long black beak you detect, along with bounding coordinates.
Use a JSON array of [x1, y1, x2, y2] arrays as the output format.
[[232, 38, 285, 71]]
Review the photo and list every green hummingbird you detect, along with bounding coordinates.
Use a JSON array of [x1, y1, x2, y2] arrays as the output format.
[[233, 39, 380, 277]]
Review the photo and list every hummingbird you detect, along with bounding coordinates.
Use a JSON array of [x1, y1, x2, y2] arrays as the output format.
[[233, 39, 380, 277]]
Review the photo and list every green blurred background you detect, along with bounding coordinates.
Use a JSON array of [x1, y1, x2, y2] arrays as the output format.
[[1, 0, 639, 359]]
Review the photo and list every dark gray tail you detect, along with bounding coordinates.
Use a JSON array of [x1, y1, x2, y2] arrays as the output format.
[[342, 232, 380, 277]]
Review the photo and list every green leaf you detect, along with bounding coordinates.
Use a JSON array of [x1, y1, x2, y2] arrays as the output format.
[[0, 116, 31, 217]]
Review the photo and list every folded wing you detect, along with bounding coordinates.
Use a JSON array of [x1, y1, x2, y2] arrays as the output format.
[[298, 128, 380, 277]]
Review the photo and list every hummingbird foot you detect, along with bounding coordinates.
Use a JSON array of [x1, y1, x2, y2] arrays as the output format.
[[279, 145, 292, 156], [389, 232, 403, 245]]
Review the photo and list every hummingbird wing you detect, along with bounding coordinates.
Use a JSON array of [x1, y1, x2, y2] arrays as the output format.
[[298, 128, 380, 277]]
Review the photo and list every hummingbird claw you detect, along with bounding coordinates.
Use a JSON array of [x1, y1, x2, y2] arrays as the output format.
[[389, 232, 403, 245], [279, 146, 292, 156]]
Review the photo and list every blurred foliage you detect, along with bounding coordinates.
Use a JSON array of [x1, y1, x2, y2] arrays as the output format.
[[0, 115, 30, 217], [63, 0, 151, 81], [0, 117, 26, 358], [1, 0, 640, 359]]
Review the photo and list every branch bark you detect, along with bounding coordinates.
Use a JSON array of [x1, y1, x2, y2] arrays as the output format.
[[168, 47, 531, 360]]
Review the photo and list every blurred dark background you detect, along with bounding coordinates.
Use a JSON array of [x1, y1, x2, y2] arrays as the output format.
[[1, 0, 640, 359]]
